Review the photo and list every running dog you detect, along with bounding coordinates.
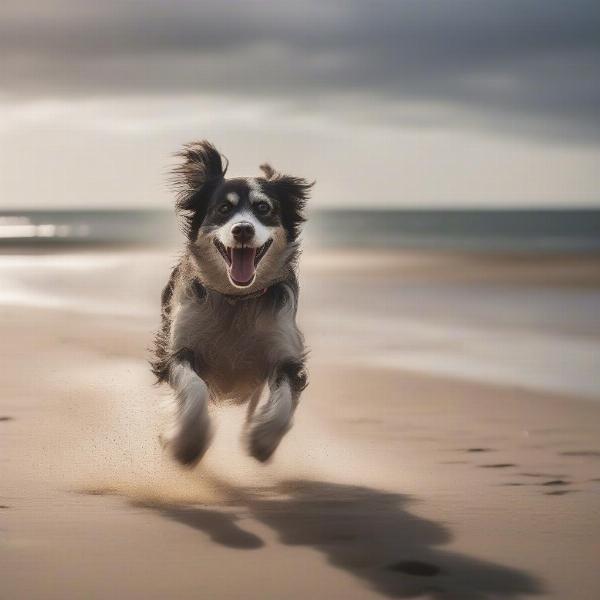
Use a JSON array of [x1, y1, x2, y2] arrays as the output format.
[[152, 141, 312, 465]]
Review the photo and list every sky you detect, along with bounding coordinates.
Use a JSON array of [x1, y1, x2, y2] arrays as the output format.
[[1, 0, 599, 209]]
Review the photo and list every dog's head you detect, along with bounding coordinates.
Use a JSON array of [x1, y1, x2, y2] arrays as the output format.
[[173, 141, 312, 294]]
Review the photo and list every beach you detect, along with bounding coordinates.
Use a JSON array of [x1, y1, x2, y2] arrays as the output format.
[[1, 247, 600, 599]]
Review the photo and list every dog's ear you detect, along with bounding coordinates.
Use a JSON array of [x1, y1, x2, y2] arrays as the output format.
[[261, 170, 314, 241], [172, 141, 228, 238], [259, 163, 276, 180]]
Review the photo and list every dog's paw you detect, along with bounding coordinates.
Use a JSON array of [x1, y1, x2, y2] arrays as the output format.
[[246, 417, 291, 463], [165, 415, 214, 467]]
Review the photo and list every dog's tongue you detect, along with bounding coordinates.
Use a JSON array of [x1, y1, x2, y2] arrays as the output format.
[[230, 247, 257, 285]]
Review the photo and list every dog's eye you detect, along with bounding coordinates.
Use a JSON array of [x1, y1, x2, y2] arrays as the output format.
[[217, 202, 233, 216], [254, 201, 271, 215]]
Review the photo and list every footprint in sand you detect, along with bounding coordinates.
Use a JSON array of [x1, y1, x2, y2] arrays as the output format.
[[499, 477, 583, 496], [0, 416, 14, 422], [540, 479, 570, 487], [480, 463, 516, 469], [560, 450, 600, 458], [519, 472, 567, 478]]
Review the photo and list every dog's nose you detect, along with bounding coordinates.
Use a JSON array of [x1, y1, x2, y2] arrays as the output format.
[[231, 222, 255, 243]]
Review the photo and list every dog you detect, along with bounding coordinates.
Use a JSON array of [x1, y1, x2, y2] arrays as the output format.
[[151, 141, 312, 466]]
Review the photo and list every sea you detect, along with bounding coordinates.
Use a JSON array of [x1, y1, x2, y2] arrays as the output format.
[[0, 207, 599, 400], [0, 208, 599, 251]]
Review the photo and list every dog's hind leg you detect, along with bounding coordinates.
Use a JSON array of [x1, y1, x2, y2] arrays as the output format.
[[247, 360, 307, 462], [163, 349, 213, 467]]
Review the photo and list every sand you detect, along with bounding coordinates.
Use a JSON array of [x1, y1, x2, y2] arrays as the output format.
[[1, 248, 600, 599]]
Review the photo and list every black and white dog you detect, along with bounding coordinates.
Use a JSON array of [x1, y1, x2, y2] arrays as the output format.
[[152, 141, 312, 466]]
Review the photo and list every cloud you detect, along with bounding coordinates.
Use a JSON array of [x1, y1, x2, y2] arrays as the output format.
[[1, 1, 599, 210], [1, 0, 599, 141]]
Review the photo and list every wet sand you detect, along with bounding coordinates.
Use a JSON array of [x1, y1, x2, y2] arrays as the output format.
[[1, 248, 600, 599]]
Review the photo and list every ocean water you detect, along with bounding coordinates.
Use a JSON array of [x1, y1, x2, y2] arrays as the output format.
[[0, 248, 598, 400], [0, 208, 599, 251], [1, 207, 598, 400]]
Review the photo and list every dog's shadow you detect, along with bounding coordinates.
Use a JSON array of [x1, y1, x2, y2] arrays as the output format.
[[141, 479, 542, 599]]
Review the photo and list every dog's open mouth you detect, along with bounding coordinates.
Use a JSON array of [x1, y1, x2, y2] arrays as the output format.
[[214, 238, 273, 287]]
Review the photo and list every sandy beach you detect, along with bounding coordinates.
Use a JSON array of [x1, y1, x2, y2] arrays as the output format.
[[1, 247, 600, 599]]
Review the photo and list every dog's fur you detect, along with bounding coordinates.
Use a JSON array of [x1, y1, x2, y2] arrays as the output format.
[[151, 141, 312, 465]]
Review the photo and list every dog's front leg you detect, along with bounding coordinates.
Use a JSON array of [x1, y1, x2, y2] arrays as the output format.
[[247, 360, 307, 462], [163, 349, 213, 466]]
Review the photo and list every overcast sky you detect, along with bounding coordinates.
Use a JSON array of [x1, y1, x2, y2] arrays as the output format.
[[1, 0, 599, 209]]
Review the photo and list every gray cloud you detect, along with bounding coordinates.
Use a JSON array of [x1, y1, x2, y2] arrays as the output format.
[[1, 0, 599, 141]]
